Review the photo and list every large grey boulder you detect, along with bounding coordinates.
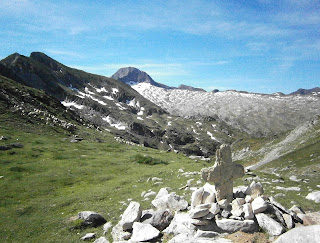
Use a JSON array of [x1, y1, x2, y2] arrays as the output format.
[[274, 225, 320, 243], [255, 213, 285, 236], [120, 201, 142, 230], [215, 219, 258, 233], [152, 188, 188, 212], [77, 211, 107, 228], [131, 222, 160, 242], [141, 209, 173, 230], [163, 212, 195, 236]]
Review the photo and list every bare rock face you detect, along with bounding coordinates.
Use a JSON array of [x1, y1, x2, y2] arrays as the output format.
[[201, 144, 244, 203], [120, 201, 142, 231]]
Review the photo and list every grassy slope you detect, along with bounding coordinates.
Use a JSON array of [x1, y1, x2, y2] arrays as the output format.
[[0, 111, 214, 242]]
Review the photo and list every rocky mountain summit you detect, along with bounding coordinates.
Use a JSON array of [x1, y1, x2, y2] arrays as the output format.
[[111, 67, 170, 88]]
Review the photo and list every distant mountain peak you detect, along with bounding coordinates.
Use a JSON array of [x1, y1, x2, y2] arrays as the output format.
[[290, 87, 320, 95], [111, 67, 170, 88]]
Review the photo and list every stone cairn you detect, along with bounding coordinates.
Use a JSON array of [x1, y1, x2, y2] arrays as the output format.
[[75, 144, 313, 243]]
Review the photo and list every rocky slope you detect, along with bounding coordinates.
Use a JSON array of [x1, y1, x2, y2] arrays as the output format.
[[130, 82, 320, 136], [0, 53, 240, 156]]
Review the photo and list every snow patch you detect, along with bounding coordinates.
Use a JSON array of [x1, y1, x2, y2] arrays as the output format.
[[102, 116, 126, 130], [103, 95, 114, 101], [61, 101, 84, 109], [207, 131, 218, 141]]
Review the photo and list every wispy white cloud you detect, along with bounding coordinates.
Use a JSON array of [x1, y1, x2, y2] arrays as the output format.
[[45, 49, 85, 58]]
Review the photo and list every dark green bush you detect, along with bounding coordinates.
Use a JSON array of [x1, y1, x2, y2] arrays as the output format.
[[134, 154, 168, 165]]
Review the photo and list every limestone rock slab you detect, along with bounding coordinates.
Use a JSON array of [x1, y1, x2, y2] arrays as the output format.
[[255, 213, 285, 236], [251, 196, 268, 214], [120, 201, 142, 230], [215, 219, 258, 233], [131, 222, 160, 242]]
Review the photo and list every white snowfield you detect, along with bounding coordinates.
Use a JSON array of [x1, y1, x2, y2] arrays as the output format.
[[132, 83, 320, 135]]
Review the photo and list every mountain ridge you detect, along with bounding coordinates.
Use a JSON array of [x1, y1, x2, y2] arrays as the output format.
[[1, 52, 242, 156]]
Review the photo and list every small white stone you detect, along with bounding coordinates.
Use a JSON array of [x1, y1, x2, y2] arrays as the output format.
[[81, 233, 96, 240]]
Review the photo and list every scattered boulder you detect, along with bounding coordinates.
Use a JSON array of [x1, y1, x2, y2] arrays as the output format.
[[131, 222, 160, 242], [255, 213, 285, 236], [191, 188, 204, 209], [274, 225, 320, 243], [77, 211, 107, 228], [306, 191, 320, 203], [120, 201, 142, 230]]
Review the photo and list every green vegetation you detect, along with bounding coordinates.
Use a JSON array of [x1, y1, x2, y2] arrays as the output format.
[[133, 154, 168, 165], [0, 112, 209, 242]]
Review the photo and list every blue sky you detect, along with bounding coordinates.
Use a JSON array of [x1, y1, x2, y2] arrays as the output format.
[[1, 0, 319, 93]]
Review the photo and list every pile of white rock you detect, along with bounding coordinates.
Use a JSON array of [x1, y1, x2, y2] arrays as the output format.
[[83, 181, 308, 243]]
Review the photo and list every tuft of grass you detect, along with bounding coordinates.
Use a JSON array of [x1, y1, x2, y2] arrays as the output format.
[[133, 154, 168, 165]]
